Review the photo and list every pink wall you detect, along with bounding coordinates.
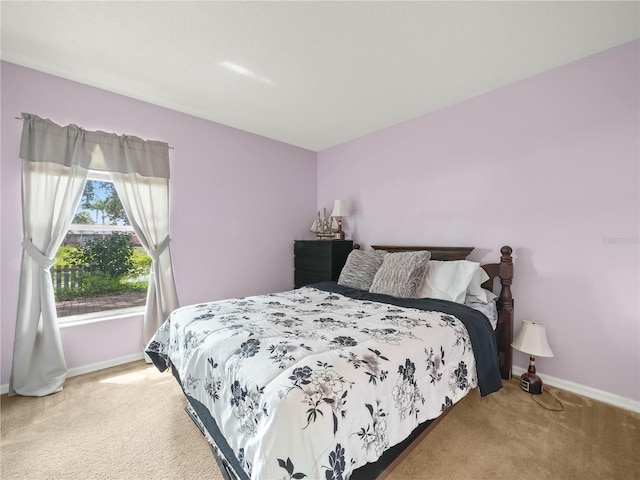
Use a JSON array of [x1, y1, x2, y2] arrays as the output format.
[[1, 62, 317, 386], [2, 41, 638, 403], [318, 40, 640, 402]]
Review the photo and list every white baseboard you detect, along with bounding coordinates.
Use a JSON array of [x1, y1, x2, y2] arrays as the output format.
[[0, 352, 145, 395], [512, 366, 640, 413]]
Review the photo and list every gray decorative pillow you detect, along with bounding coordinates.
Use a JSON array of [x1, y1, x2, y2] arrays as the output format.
[[337, 250, 387, 291], [369, 250, 431, 298]]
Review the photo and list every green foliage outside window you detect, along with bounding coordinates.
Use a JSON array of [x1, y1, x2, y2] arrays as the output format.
[[130, 247, 152, 279], [52, 179, 150, 302], [72, 211, 95, 225], [53, 235, 151, 300], [54, 245, 78, 268], [69, 232, 134, 279], [80, 180, 128, 225]]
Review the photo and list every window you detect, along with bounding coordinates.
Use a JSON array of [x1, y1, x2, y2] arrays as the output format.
[[52, 171, 151, 320]]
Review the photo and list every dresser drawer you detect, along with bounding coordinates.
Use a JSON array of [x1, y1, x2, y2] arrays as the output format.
[[294, 240, 333, 257], [294, 270, 332, 288], [294, 256, 331, 273], [293, 240, 353, 288]]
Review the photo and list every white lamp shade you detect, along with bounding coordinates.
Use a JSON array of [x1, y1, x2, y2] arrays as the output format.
[[511, 321, 554, 357], [331, 199, 349, 218]]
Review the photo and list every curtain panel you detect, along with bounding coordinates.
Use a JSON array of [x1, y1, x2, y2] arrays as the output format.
[[11, 113, 178, 396], [109, 172, 179, 347], [11, 160, 88, 396]]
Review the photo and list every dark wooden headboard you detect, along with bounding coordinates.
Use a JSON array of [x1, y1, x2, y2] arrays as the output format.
[[371, 245, 513, 380], [371, 245, 473, 261]]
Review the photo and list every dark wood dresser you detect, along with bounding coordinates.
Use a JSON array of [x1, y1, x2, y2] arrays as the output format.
[[294, 240, 354, 288]]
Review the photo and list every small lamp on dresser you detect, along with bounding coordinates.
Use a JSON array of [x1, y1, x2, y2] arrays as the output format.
[[330, 199, 349, 240], [511, 321, 554, 395]]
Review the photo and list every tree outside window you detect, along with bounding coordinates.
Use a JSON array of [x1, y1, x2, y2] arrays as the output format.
[[52, 175, 151, 317]]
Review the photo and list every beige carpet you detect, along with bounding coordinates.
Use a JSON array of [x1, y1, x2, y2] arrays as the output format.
[[2, 361, 638, 480], [1, 361, 220, 480]]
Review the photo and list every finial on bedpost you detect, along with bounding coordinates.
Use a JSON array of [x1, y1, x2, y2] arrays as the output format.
[[499, 246, 513, 309]]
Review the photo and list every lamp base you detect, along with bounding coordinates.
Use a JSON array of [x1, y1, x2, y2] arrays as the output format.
[[334, 219, 346, 240], [520, 372, 543, 395]]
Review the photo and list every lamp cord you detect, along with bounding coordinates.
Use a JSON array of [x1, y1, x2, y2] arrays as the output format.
[[530, 389, 564, 412]]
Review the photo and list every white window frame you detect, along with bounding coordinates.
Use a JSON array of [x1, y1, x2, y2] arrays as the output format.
[[56, 170, 146, 324]]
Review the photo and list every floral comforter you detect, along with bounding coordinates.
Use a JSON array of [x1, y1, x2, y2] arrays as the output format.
[[146, 282, 502, 480]]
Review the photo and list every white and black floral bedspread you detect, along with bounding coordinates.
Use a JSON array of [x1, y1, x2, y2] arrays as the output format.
[[146, 282, 501, 480]]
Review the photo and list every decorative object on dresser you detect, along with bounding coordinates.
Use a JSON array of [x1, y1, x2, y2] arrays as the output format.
[[293, 239, 354, 288], [511, 321, 554, 394], [330, 199, 350, 240], [309, 207, 334, 239]]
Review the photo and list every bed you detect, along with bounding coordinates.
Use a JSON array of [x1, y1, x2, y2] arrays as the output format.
[[146, 245, 514, 480]]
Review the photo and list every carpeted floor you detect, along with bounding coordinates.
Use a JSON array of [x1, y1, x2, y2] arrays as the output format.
[[1, 360, 638, 479], [1, 361, 220, 480]]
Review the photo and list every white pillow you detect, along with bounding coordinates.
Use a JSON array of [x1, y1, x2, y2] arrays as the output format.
[[417, 260, 480, 304], [466, 268, 498, 304]]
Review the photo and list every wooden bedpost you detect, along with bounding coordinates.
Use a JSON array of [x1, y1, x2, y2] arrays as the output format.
[[498, 246, 513, 380]]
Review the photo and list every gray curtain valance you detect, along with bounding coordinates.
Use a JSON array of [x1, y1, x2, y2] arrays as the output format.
[[19, 113, 170, 178]]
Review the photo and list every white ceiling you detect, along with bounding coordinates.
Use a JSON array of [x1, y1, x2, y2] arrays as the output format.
[[2, 1, 638, 152]]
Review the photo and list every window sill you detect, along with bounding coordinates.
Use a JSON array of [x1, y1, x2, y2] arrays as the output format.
[[58, 306, 145, 328]]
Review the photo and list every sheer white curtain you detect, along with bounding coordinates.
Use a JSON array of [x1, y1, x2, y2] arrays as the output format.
[[11, 119, 89, 396], [11, 113, 178, 396], [109, 172, 178, 346]]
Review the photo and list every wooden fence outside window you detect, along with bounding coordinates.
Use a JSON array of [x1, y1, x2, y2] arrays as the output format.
[[50, 265, 84, 294]]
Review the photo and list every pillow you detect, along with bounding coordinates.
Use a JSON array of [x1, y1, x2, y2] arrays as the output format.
[[337, 249, 387, 291], [466, 267, 498, 304], [369, 251, 431, 298], [417, 260, 480, 304]]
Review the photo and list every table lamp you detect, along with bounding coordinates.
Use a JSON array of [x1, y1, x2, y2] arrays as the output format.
[[511, 321, 554, 394], [330, 199, 349, 240]]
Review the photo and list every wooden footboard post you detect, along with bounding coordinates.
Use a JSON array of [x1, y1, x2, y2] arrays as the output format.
[[498, 246, 513, 379]]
